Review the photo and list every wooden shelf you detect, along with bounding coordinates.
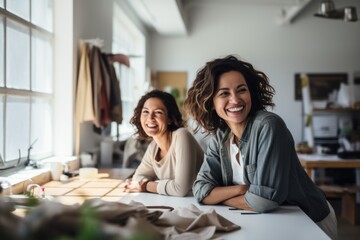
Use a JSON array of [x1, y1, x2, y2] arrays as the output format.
[[313, 108, 360, 113]]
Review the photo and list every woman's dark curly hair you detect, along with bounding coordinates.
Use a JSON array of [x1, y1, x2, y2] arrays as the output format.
[[130, 89, 185, 140], [184, 55, 275, 135]]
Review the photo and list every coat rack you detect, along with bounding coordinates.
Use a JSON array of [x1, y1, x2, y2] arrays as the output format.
[[80, 38, 104, 48], [75, 38, 131, 154]]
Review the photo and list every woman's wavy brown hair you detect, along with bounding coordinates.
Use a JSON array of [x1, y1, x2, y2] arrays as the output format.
[[184, 55, 275, 135], [130, 89, 185, 140]]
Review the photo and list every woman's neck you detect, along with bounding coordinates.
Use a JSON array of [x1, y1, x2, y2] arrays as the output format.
[[228, 123, 245, 143], [154, 131, 172, 159]]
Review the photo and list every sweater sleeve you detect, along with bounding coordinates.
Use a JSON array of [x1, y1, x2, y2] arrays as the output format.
[[157, 129, 203, 197]]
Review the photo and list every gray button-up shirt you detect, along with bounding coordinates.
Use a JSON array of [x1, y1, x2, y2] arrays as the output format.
[[193, 111, 329, 222]]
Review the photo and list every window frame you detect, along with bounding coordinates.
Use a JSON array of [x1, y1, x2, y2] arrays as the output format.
[[0, 3, 54, 176]]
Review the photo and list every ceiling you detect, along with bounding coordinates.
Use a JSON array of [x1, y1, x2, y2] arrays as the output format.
[[125, 0, 315, 36], [125, 0, 188, 36]]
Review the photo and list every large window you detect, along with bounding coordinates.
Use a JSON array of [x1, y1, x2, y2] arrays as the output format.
[[0, 15, 3, 87], [111, 2, 147, 140], [0, 0, 53, 175]]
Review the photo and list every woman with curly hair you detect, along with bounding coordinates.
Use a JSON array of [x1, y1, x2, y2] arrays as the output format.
[[124, 90, 203, 197], [184, 55, 337, 239]]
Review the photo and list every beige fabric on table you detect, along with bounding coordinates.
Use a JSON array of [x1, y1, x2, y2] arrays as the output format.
[[155, 204, 240, 240], [4, 199, 239, 240], [17, 200, 164, 240], [86, 199, 163, 224]]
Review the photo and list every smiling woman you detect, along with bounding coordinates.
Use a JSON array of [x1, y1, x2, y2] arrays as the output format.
[[123, 90, 204, 197], [184, 55, 337, 240]]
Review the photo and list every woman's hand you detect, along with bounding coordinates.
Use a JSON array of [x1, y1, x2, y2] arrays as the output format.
[[123, 179, 149, 192]]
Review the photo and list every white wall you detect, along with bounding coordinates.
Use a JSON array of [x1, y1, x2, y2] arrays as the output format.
[[69, 0, 360, 151], [148, 0, 360, 144], [54, 0, 74, 156]]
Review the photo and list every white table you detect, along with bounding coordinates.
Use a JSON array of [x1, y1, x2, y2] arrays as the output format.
[[118, 192, 330, 240]]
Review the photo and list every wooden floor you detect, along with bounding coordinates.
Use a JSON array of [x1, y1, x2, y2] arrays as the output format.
[[329, 198, 360, 240]]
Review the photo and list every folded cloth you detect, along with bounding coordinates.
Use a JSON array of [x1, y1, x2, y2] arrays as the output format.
[[3, 199, 239, 240], [18, 199, 164, 240], [84, 199, 163, 224], [155, 204, 240, 239]]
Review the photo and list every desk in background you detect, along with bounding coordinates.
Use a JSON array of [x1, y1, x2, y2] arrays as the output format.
[[298, 154, 360, 201], [298, 154, 360, 224], [298, 153, 360, 181]]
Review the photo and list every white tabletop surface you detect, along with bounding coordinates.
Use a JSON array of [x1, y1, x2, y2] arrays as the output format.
[[118, 192, 330, 240]]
